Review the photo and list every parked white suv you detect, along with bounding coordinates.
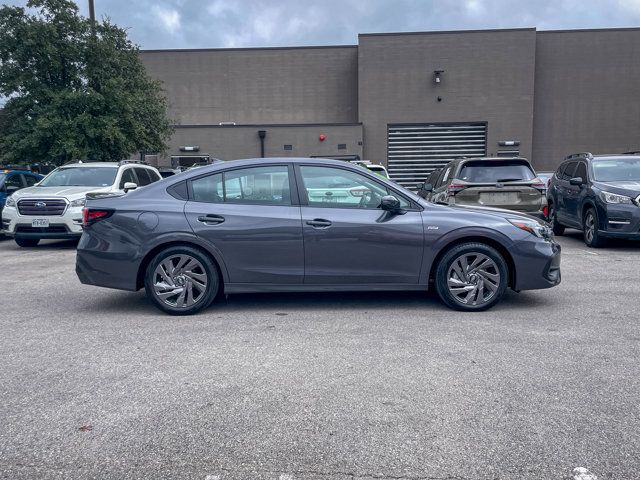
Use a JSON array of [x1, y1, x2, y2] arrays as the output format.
[[1, 161, 162, 247]]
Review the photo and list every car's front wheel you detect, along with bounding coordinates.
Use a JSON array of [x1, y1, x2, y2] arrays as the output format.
[[583, 207, 606, 248], [435, 243, 508, 311], [144, 246, 220, 315], [15, 237, 40, 247]]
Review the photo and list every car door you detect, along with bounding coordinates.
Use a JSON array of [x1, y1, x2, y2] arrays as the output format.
[[184, 164, 304, 284], [556, 161, 578, 226], [565, 161, 588, 223], [296, 164, 424, 285]]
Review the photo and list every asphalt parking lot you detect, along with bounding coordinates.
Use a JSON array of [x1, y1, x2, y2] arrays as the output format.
[[0, 232, 638, 480]]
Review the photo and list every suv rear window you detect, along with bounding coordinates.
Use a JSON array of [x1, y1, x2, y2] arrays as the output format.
[[457, 161, 536, 183]]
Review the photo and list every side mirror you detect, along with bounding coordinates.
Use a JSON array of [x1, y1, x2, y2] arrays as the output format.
[[569, 177, 584, 186], [380, 195, 401, 211], [421, 182, 434, 193], [6, 185, 20, 195], [123, 182, 138, 192]]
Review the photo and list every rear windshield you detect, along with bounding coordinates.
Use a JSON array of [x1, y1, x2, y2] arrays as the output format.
[[592, 158, 640, 182], [39, 167, 118, 187], [458, 161, 536, 183]]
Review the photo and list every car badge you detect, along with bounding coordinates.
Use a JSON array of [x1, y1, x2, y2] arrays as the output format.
[[35, 201, 47, 208], [495, 183, 504, 188]]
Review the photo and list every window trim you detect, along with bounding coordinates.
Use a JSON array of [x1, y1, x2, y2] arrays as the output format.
[[187, 163, 299, 206], [294, 163, 421, 211]]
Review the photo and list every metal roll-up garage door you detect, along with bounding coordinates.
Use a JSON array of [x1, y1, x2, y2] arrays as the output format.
[[387, 122, 487, 190]]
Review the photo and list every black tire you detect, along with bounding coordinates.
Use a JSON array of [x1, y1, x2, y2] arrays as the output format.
[[435, 242, 509, 312], [583, 207, 606, 248], [549, 202, 565, 236], [144, 246, 220, 315], [15, 237, 40, 247]]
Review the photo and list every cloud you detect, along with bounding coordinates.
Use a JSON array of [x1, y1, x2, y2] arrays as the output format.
[[3, 0, 640, 50], [152, 6, 181, 34]]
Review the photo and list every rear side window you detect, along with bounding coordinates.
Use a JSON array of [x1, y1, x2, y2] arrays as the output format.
[[191, 166, 291, 205], [134, 168, 152, 186], [458, 161, 535, 183], [24, 175, 39, 186]]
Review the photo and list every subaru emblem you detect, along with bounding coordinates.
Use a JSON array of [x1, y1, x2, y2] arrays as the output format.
[[35, 201, 47, 208]]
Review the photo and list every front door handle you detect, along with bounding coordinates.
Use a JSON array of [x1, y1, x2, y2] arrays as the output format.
[[197, 214, 225, 225], [306, 218, 332, 228]]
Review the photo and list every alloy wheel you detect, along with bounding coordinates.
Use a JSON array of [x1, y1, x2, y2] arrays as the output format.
[[585, 212, 595, 244], [152, 254, 208, 308], [446, 252, 501, 306]]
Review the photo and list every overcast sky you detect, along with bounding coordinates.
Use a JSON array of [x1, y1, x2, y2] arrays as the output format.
[[4, 0, 640, 49]]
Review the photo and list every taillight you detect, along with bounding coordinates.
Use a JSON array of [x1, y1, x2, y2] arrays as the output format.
[[447, 184, 466, 196], [82, 208, 112, 226], [532, 183, 547, 195], [542, 205, 549, 219]]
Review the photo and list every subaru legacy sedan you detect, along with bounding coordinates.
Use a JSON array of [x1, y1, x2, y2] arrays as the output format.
[[76, 158, 561, 315]]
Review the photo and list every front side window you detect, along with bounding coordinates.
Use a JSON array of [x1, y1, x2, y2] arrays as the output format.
[[119, 168, 137, 189], [592, 158, 640, 182], [24, 175, 39, 186], [39, 167, 118, 187], [574, 162, 588, 182], [560, 162, 577, 181], [300, 166, 409, 209], [191, 166, 290, 205]]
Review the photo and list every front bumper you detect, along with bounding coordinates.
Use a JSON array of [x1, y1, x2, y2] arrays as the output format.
[[512, 238, 561, 291], [599, 204, 640, 239], [1, 205, 84, 239]]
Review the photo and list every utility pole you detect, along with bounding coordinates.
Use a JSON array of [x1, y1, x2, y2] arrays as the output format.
[[88, 0, 96, 36]]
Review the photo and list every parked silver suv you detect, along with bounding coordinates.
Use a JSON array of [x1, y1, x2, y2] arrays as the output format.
[[2, 160, 161, 247]]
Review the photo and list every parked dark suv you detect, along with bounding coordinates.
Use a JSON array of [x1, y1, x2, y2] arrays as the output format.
[[547, 152, 640, 247]]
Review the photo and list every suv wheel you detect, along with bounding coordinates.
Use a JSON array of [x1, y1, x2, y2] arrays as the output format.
[[583, 208, 606, 248], [435, 243, 508, 312], [144, 246, 220, 315], [549, 202, 565, 235], [15, 237, 40, 247]]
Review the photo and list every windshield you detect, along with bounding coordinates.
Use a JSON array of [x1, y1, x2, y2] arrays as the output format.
[[458, 161, 536, 183], [39, 167, 118, 187], [592, 158, 640, 182]]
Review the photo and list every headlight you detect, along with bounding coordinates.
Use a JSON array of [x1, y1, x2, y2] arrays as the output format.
[[5, 196, 16, 208], [508, 218, 552, 239], [600, 191, 632, 204], [70, 197, 86, 207]]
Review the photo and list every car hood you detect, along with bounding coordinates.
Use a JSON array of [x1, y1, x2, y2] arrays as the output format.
[[593, 180, 640, 197], [11, 185, 113, 200]]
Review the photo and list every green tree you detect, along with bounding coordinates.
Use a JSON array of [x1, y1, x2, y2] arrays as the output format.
[[0, 0, 173, 164]]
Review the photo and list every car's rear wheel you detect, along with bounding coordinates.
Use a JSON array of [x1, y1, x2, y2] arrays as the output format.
[[144, 246, 219, 315], [15, 237, 40, 247], [435, 243, 508, 312], [583, 208, 606, 248], [549, 202, 565, 235]]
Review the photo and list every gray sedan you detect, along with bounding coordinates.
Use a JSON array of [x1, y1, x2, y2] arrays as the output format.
[[76, 158, 561, 315]]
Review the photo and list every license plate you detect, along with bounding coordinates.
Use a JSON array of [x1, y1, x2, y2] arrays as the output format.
[[31, 219, 49, 228], [480, 192, 519, 205]]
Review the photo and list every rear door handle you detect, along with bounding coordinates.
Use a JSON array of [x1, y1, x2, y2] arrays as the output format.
[[197, 214, 225, 225], [306, 218, 332, 228]]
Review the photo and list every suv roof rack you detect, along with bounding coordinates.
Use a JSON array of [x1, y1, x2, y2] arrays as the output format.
[[565, 152, 593, 160], [62, 159, 105, 165], [118, 159, 149, 166]]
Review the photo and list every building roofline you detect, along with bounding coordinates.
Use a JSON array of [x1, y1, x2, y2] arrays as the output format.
[[538, 26, 640, 34], [358, 27, 536, 38], [172, 122, 363, 128], [141, 44, 357, 54]]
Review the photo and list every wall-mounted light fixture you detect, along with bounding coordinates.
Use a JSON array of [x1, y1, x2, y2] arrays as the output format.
[[433, 69, 445, 85], [498, 140, 521, 147], [179, 146, 200, 152]]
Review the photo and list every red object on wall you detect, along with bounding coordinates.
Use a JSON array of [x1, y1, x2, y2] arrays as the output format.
[[319, 133, 326, 141]]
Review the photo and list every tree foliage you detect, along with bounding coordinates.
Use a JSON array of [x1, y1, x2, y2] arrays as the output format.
[[0, 0, 173, 164]]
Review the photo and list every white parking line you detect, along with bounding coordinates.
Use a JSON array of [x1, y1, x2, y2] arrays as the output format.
[[279, 475, 294, 480], [204, 475, 220, 480], [573, 466, 597, 480]]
